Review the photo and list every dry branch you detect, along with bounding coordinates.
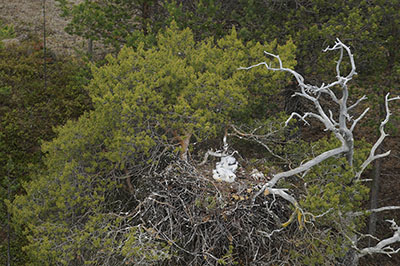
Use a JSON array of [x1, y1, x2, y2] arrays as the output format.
[[240, 39, 400, 261], [357, 220, 400, 258]]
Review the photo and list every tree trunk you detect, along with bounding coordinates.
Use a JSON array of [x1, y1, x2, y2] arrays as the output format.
[[173, 131, 192, 161], [141, 1, 151, 35], [88, 39, 93, 58], [123, 169, 134, 194], [180, 132, 192, 161], [284, 82, 302, 115], [368, 97, 386, 241], [7, 179, 11, 266], [368, 146, 382, 240]]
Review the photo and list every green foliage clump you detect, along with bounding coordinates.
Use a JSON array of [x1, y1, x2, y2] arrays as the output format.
[[294, 135, 371, 264], [0, 21, 15, 46], [56, 0, 234, 51], [303, 138, 370, 217], [0, 38, 91, 265], [12, 24, 296, 265], [56, 0, 166, 50], [89, 22, 296, 149], [166, 0, 227, 41]]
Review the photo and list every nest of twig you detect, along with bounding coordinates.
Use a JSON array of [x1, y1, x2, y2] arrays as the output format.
[[133, 159, 296, 265]]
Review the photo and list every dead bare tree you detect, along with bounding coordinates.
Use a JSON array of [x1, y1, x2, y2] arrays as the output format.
[[239, 39, 400, 265]]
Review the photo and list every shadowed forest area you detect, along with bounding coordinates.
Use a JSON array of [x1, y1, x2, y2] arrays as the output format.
[[1, 1, 400, 265]]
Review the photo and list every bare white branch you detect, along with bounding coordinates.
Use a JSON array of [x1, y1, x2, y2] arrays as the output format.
[[322, 38, 358, 84], [267, 187, 297, 206], [350, 107, 370, 131], [252, 187, 305, 229], [199, 150, 227, 166], [355, 93, 400, 180], [349, 95, 367, 111], [350, 206, 400, 217], [357, 220, 400, 258], [257, 228, 285, 239], [241, 40, 398, 192], [229, 124, 285, 161], [328, 109, 339, 126], [239, 39, 400, 263], [285, 112, 310, 126], [309, 208, 334, 219], [267, 145, 348, 188]]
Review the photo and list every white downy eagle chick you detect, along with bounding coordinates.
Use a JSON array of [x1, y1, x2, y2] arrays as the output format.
[[212, 155, 238, 183]]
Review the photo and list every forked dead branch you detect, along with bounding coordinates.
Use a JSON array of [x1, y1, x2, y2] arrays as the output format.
[[239, 39, 400, 260]]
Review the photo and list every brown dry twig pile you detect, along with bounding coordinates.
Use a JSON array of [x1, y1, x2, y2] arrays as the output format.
[[129, 158, 301, 265]]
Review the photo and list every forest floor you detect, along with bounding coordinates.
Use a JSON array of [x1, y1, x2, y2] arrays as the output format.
[[0, 0, 84, 56], [1, 0, 399, 265]]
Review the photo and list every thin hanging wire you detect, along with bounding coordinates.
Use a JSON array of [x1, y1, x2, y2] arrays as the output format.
[[43, 0, 47, 91], [7, 176, 11, 266]]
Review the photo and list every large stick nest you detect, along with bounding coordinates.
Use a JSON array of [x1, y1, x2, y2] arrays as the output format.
[[133, 159, 296, 265]]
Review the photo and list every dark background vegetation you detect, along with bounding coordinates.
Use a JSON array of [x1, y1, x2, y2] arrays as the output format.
[[1, 0, 399, 265]]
